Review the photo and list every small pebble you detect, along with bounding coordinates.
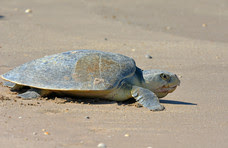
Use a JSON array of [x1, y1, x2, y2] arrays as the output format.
[[165, 26, 171, 30], [124, 133, 130, 137], [131, 49, 136, 52], [97, 143, 106, 148], [25, 9, 32, 13], [104, 38, 108, 41], [145, 54, 152, 59], [33, 132, 37, 135], [44, 132, 50, 135], [202, 24, 207, 27], [18, 116, 22, 119], [42, 129, 46, 132], [85, 116, 90, 119], [178, 75, 183, 78]]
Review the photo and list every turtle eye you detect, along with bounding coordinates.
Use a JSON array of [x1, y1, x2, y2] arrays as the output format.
[[160, 73, 170, 81]]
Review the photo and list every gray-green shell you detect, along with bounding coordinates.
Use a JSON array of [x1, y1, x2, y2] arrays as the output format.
[[1, 50, 136, 90]]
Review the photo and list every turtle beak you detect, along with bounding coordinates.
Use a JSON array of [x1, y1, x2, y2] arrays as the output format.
[[173, 74, 180, 86]]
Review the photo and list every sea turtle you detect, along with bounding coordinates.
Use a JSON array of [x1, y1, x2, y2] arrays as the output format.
[[1, 50, 180, 111]]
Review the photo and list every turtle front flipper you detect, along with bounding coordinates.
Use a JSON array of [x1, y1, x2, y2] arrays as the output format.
[[131, 86, 165, 111], [18, 88, 50, 99]]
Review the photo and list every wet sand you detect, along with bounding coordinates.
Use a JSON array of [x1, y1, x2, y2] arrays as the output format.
[[0, 0, 227, 147]]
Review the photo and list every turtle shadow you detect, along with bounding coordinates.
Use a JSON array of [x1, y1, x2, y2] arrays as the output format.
[[65, 97, 118, 105], [46, 94, 118, 105], [116, 98, 197, 106], [15, 91, 198, 106], [160, 99, 197, 105]]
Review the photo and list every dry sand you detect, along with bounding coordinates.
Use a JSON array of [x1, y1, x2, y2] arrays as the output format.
[[0, 0, 227, 148]]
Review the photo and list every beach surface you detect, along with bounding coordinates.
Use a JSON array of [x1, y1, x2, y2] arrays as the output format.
[[0, 0, 227, 147]]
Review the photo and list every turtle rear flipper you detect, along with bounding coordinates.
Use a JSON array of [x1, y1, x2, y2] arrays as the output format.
[[131, 86, 165, 111], [18, 88, 50, 99], [3, 81, 26, 91], [3, 81, 16, 88]]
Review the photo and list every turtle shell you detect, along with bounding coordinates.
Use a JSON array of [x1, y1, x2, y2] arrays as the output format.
[[1, 50, 136, 90]]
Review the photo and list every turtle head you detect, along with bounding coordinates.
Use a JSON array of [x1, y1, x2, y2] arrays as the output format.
[[143, 70, 180, 98]]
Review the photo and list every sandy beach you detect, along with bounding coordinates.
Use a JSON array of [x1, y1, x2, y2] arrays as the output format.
[[0, 0, 227, 147]]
